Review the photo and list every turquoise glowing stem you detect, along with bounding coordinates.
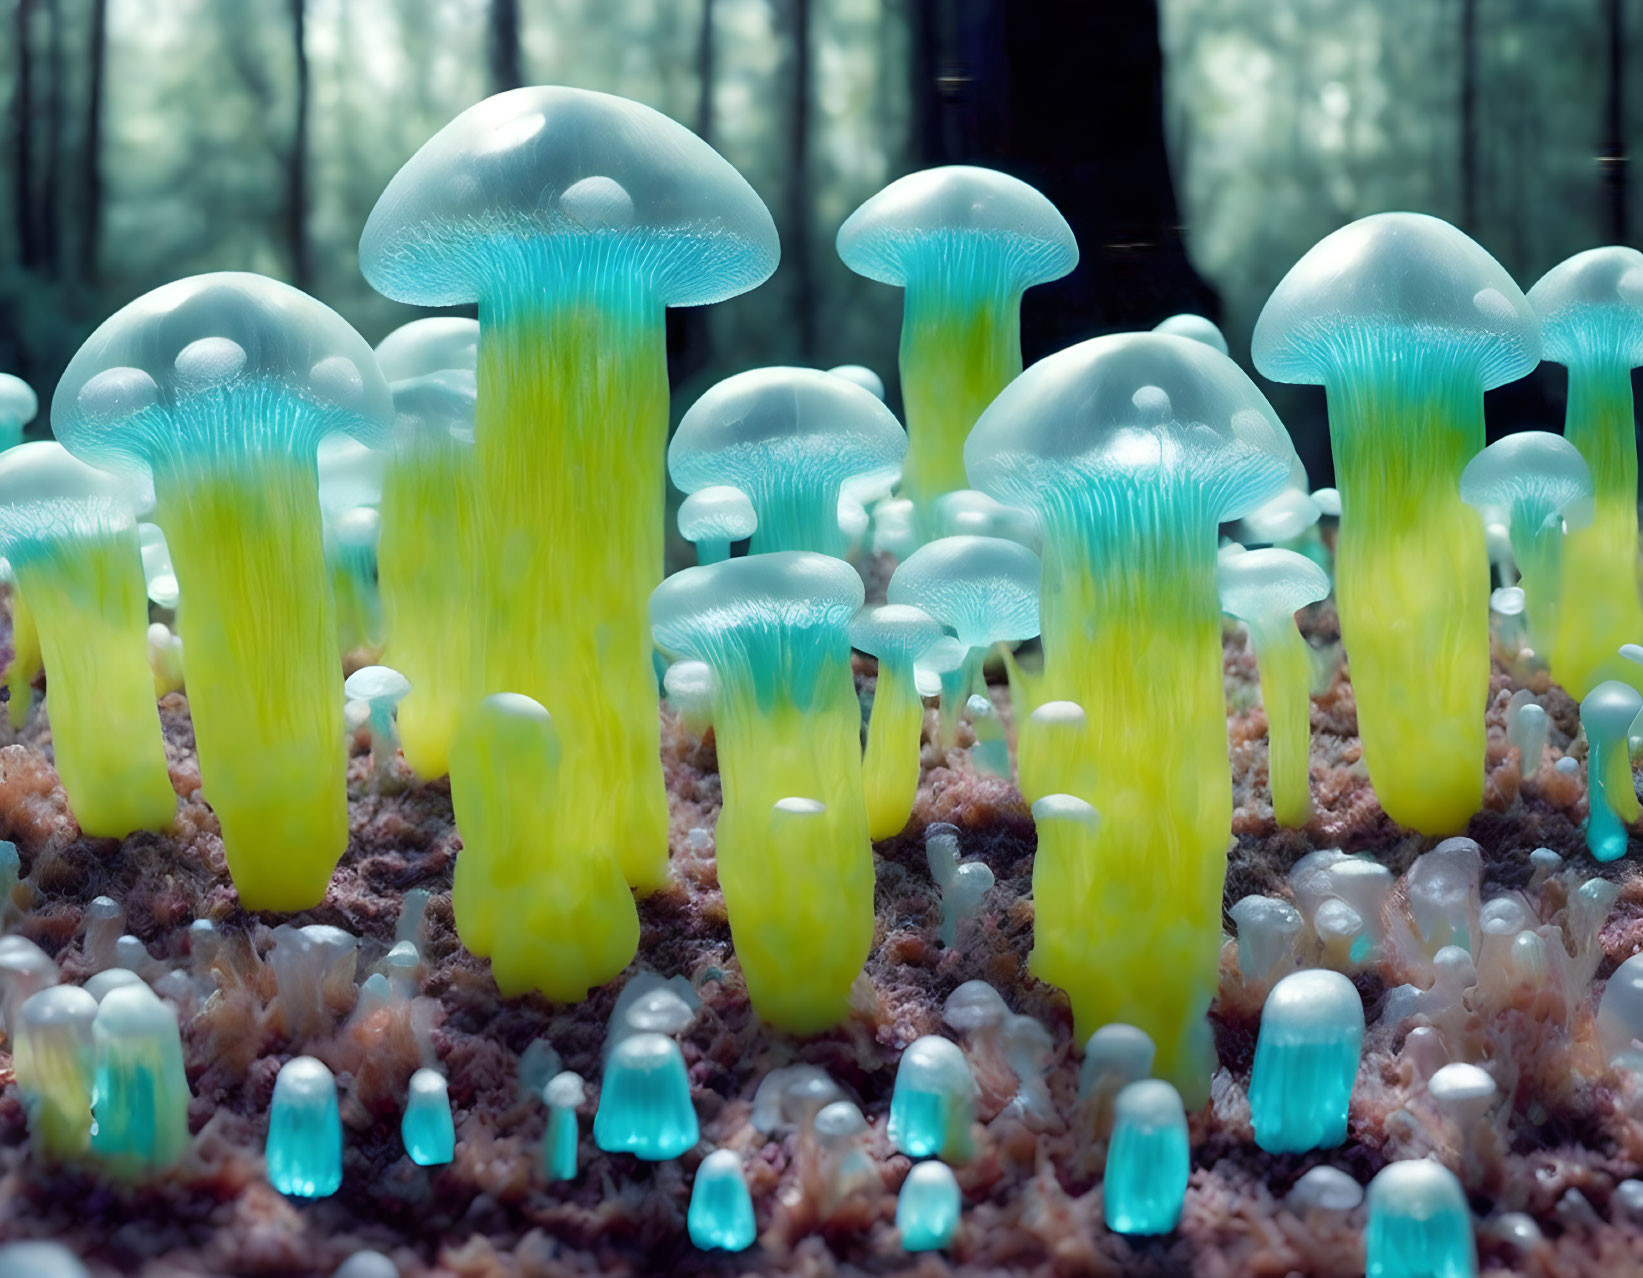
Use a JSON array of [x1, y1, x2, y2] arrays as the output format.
[[474, 273, 671, 892], [1506, 498, 1564, 663], [745, 474, 846, 556], [1325, 355, 1489, 834], [1587, 726, 1636, 863]]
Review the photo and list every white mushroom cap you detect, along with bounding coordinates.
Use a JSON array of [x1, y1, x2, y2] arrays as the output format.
[[0, 373, 38, 431], [0, 441, 136, 564], [1527, 246, 1643, 369], [1459, 430, 1594, 530], [1218, 546, 1331, 629], [887, 534, 1041, 652], [343, 665, 412, 709], [1153, 313, 1228, 355], [828, 364, 885, 399], [678, 485, 757, 545]]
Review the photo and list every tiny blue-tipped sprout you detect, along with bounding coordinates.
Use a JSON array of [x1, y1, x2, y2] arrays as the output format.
[[593, 1031, 698, 1161], [828, 363, 886, 399], [926, 824, 995, 948], [1230, 895, 1305, 988], [670, 367, 906, 557], [1459, 431, 1593, 666], [0, 372, 38, 449], [1103, 1078, 1190, 1236], [1152, 313, 1228, 355], [90, 982, 191, 1175], [1581, 680, 1642, 861], [268, 1055, 343, 1198], [1218, 546, 1331, 826], [888, 1035, 976, 1162], [1366, 1159, 1477, 1278], [897, 1159, 962, 1252], [334, 1252, 400, 1278], [1505, 690, 1549, 781], [678, 485, 757, 565], [887, 534, 1041, 745], [402, 1067, 455, 1167], [1287, 1165, 1364, 1214], [0, 1242, 89, 1278], [688, 1148, 758, 1252], [851, 602, 944, 840], [1248, 969, 1365, 1153], [664, 659, 717, 738], [14, 984, 98, 1159], [344, 664, 412, 781], [542, 1070, 585, 1181]]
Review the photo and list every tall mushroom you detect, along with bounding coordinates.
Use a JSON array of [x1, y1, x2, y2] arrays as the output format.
[[837, 166, 1076, 524], [966, 331, 1298, 1095], [361, 88, 778, 892], [52, 272, 393, 909], [1254, 212, 1539, 833]]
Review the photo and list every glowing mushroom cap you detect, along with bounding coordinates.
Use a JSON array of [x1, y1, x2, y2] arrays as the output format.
[[837, 165, 1077, 291], [965, 332, 1297, 526], [1152, 313, 1228, 355], [1582, 679, 1643, 740], [374, 318, 480, 383], [1252, 212, 1539, 390], [1458, 431, 1594, 530], [887, 534, 1041, 652], [0, 440, 135, 562], [343, 664, 412, 710], [828, 364, 885, 399], [678, 486, 757, 545], [360, 87, 779, 309], [51, 272, 392, 480], [0, 373, 38, 437], [1217, 546, 1331, 629], [848, 602, 945, 667], [1527, 246, 1643, 368]]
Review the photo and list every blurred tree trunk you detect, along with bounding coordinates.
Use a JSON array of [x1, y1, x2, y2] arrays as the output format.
[[668, 0, 717, 386], [39, 0, 61, 274], [80, 0, 107, 282], [11, 0, 38, 269], [784, 0, 815, 362], [286, 0, 311, 291], [1458, 0, 1477, 231], [695, 0, 714, 142], [489, 0, 522, 93], [907, 0, 1215, 361], [1603, 0, 1628, 242]]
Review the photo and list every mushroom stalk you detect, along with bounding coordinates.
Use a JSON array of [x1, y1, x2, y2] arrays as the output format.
[[157, 455, 346, 908], [1244, 616, 1313, 828], [1326, 361, 1489, 833], [4, 584, 40, 731], [474, 286, 671, 892], [862, 660, 923, 840]]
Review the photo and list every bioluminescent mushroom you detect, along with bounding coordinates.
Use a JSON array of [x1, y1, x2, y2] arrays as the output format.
[[1459, 431, 1593, 666], [1218, 545, 1331, 826], [1017, 700, 1093, 805], [268, 1055, 343, 1198], [0, 372, 37, 449], [828, 363, 885, 399], [1254, 213, 1539, 834], [1505, 689, 1549, 781], [837, 165, 1076, 522], [1104, 1079, 1190, 1236], [1580, 680, 1641, 862], [13, 984, 98, 1159], [344, 664, 412, 783], [372, 316, 480, 780], [677, 485, 757, 565], [1230, 895, 1305, 990], [1365, 1160, 1476, 1278], [1528, 247, 1643, 696], [1152, 313, 1228, 355], [651, 552, 871, 1031], [0, 935, 58, 1034], [888, 1035, 976, 1164], [967, 332, 1297, 1093], [849, 602, 944, 839], [90, 982, 191, 1176], [688, 1149, 757, 1252], [1078, 1022, 1155, 1139], [542, 1069, 585, 1181], [1248, 969, 1364, 1153], [897, 1160, 961, 1252], [593, 1031, 699, 1161], [670, 367, 906, 557], [0, 443, 175, 836], [361, 88, 779, 893], [929, 488, 1040, 548], [401, 1067, 455, 1166], [1286, 1166, 1364, 1215], [663, 659, 716, 738], [52, 272, 393, 909], [2, 555, 42, 730], [926, 823, 995, 949], [449, 692, 638, 1000], [886, 534, 1041, 746]]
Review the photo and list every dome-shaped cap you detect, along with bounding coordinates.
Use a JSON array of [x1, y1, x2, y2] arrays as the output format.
[[828, 364, 885, 399], [0, 374, 38, 429], [887, 534, 1041, 651], [836, 165, 1077, 291], [374, 317, 479, 382], [651, 551, 864, 664], [1581, 679, 1643, 739], [360, 87, 779, 309], [1459, 430, 1594, 528], [678, 486, 757, 544], [965, 331, 1297, 525], [848, 602, 945, 665], [1253, 212, 1539, 390], [52, 272, 392, 478], [1152, 313, 1228, 355], [1526, 246, 1643, 368], [0, 441, 135, 558], [1260, 968, 1364, 1036], [1218, 546, 1330, 626]]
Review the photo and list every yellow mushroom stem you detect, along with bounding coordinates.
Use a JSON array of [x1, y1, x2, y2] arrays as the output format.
[[1244, 618, 1314, 828], [5, 582, 41, 730], [862, 660, 925, 841]]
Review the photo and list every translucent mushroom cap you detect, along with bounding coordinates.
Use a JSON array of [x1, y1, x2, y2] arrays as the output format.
[[1459, 431, 1594, 530], [965, 332, 1297, 526], [1367, 1158, 1468, 1219], [344, 665, 412, 710], [1152, 313, 1228, 355], [0, 440, 135, 563], [318, 436, 387, 518], [668, 366, 907, 500], [848, 602, 945, 667], [1241, 486, 1322, 545], [0, 373, 38, 431], [1582, 679, 1643, 739], [678, 486, 757, 545], [1252, 212, 1540, 390], [887, 534, 1041, 652], [1260, 969, 1365, 1040], [1527, 246, 1643, 368], [52, 272, 392, 480], [1217, 546, 1331, 629], [828, 364, 885, 399], [836, 165, 1077, 291], [942, 980, 1010, 1033], [374, 317, 480, 383], [360, 87, 779, 308]]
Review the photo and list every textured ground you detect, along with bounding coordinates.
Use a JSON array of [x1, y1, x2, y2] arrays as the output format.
[[1, 588, 1642, 1278]]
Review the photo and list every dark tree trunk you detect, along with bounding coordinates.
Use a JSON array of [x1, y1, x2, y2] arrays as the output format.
[[39, 0, 61, 274], [11, 0, 38, 269], [287, 0, 311, 291], [907, 0, 1215, 361], [667, 0, 717, 385], [80, 0, 107, 282], [1458, 0, 1478, 231], [1603, 0, 1629, 242], [695, 0, 715, 143], [784, 0, 815, 362], [488, 0, 523, 93]]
